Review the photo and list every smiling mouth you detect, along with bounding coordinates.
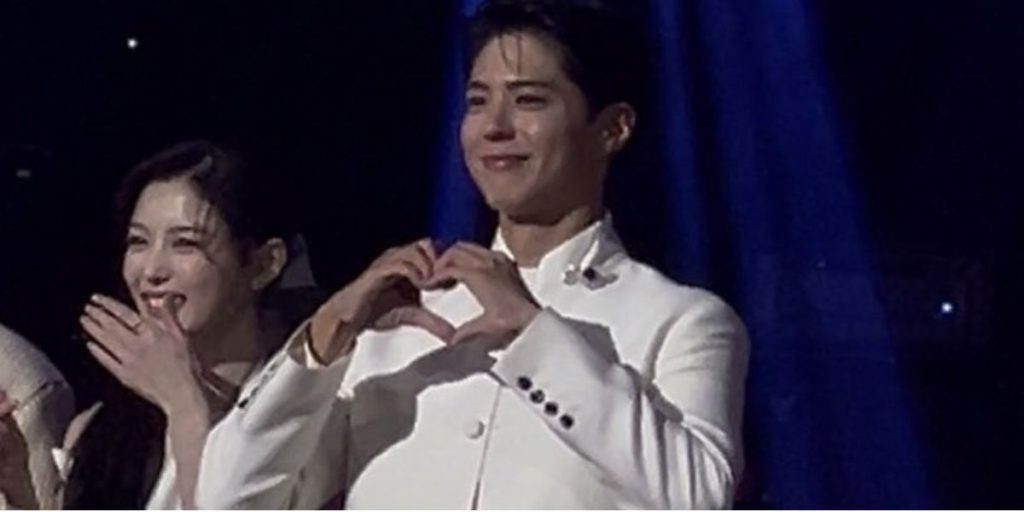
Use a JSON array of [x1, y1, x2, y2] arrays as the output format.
[[481, 155, 530, 171], [139, 292, 186, 310]]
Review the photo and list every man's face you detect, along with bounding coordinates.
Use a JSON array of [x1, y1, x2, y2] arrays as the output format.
[[460, 32, 606, 221]]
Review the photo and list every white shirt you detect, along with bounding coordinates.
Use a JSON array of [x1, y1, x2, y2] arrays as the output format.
[[198, 216, 749, 509]]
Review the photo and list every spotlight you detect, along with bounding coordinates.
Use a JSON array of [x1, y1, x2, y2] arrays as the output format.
[[939, 301, 955, 316], [127, 37, 139, 50]]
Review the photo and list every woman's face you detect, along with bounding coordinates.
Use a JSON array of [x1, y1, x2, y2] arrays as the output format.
[[121, 178, 254, 339]]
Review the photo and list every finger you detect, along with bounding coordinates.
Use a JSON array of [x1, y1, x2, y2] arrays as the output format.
[[395, 242, 435, 283], [375, 243, 427, 282], [453, 241, 495, 260], [147, 295, 187, 341], [90, 294, 142, 331], [83, 303, 137, 346], [430, 246, 483, 287], [442, 244, 491, 269], [414, 238, 438, 265], [80, 314, 132, 363], [376, 306, 455, 342], [86, 342, 130, 385], [428, 265, 481, 291], [435, 244, 469, 271], [450, 316, 492, 346], [377, 259, 427, 288], [411, 240, 437, 281]]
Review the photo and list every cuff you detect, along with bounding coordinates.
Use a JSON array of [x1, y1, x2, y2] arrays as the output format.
[[491, 308, 617, 433]]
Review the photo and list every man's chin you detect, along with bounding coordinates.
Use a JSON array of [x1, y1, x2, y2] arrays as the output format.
[[482, 192, 523, 214]]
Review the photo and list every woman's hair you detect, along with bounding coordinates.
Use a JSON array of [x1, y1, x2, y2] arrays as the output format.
[[63, 140, 296, 509], [115, 139, 292, 259]]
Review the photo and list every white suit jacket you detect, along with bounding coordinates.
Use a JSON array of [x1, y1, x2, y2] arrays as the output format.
[[197, 217, 749, 509]]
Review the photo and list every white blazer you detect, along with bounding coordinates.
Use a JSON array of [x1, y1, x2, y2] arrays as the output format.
[[197, 217, 749, 509]]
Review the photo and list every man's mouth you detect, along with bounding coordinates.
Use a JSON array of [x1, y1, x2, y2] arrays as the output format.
[[481, 154, 530, 171]]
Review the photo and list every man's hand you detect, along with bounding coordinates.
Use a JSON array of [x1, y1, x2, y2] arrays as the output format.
[[309, 239, 456, 364], [429, 242, 541, 345]]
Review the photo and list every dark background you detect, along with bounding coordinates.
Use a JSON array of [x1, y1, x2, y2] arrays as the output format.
[[1, 1, 1021, 508]]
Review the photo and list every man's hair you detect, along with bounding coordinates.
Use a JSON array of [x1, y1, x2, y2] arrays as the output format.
[[465, 0, 646, 118]]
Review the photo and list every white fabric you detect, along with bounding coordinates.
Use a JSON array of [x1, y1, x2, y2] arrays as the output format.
[[0, 324, 74, 510], [197, 216, 749, 509]]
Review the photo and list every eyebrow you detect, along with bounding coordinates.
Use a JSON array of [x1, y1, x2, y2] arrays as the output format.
[[506, 79, 554, 90], [168, 226, 207, 236], [128, 222, 206, 235], [466, 79, 555, 92]]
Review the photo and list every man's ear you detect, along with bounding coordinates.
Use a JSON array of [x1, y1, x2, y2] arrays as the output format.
[[249, 238, 288, 291], [594, 102, 637, 155]]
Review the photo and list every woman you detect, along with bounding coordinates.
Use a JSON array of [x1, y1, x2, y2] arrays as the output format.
[[66, 140, 297, 509]]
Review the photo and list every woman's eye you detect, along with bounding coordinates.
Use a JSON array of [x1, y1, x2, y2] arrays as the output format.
[[126, 235, 147, 248], [466, 95, 486, 108], [172, 238, 202, 250]]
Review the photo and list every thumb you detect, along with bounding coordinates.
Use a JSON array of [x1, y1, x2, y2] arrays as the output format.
[[376, 306, 455, 342], [449, 316, 492, 346]]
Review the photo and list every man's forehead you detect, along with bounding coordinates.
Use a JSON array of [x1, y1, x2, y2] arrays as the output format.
[[469, 32, 567, 83]]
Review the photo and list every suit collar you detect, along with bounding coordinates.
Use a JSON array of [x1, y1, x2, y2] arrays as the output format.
[[491, 212, 626, 294]]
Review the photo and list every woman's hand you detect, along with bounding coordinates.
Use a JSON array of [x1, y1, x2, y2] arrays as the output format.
[[80, 294, 207, 417]]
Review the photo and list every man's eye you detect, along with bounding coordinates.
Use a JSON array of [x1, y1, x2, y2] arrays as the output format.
[[516, 95, 548, 106], [466, 96, 487, 108]]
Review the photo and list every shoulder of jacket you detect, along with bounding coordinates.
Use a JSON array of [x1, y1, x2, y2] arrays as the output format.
[[613, 259, 742, 324]]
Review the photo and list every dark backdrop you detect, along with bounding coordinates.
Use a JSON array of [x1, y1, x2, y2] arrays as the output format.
[[1, 1, 1021, 508]]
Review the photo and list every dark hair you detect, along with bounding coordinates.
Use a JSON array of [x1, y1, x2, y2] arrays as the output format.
[[64, 140, 295, 508], [465, 0, 645, 118], [116, 139, 291, 256]]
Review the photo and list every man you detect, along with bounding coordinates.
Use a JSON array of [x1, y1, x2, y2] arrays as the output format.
[[198, 0, 748, 508], [0, 323, 74, 509]]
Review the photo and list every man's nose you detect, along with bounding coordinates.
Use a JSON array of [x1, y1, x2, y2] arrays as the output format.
[[482, 100, 515, 142]]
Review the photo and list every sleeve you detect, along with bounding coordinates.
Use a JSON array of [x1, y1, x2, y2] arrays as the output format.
[[14, 380, 75, 510], [195, 322, 354, 509], [490, 293, 749, 509]]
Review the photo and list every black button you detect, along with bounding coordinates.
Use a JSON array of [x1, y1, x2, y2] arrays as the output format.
[[582, 267, 597, 280], [517, 377, 532, 391], [559, 414, 575, 429], [529, 389, 545, 404], [544, 402, 559, 416]]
